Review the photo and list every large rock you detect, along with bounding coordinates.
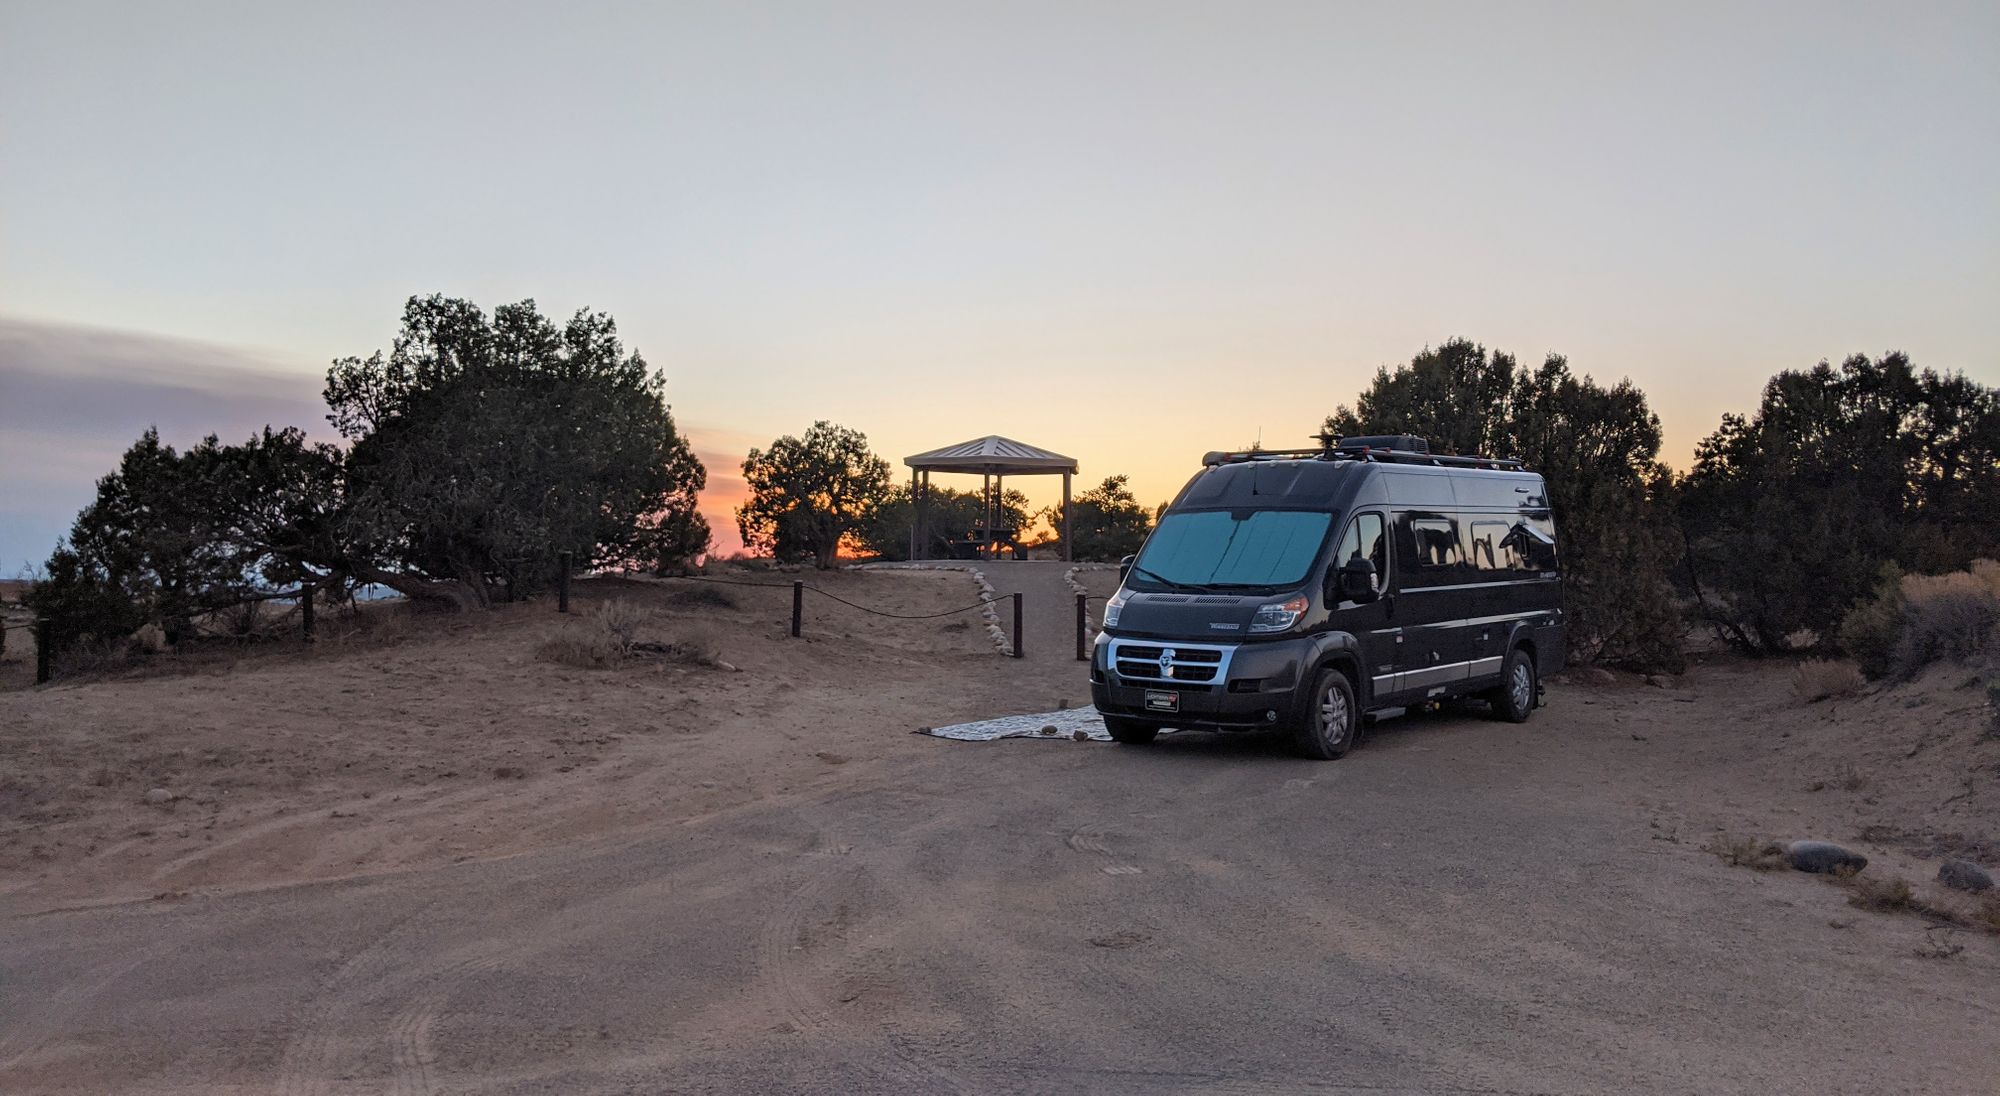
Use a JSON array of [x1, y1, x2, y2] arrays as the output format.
[[1937, 859, 1994, 894], [142, 787, 175, 805], [1785, 840, 1867, 875]]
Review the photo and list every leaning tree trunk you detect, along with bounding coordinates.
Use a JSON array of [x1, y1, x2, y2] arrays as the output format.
[[354, 566, 490, 612]]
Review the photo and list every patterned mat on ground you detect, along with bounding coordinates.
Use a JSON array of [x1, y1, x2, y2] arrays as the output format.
[[921, 707, 1178, 742]]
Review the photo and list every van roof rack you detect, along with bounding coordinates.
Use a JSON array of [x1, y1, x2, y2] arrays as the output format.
[[1199, 434, 1524, 471]]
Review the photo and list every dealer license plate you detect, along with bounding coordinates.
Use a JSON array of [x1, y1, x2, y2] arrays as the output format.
[[1144, 690, 1180, 713]]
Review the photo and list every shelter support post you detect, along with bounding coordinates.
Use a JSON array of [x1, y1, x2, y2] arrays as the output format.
[[982, 472, 994, 561], [915, 470, 929, 561], [1062, 471, 1072, 562]]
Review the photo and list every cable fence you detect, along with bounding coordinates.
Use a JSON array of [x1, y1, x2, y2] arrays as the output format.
[[22, 559, 1113, 684]]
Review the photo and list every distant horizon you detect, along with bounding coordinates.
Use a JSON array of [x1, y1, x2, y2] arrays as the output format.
[[3, 307, 1986, 576]]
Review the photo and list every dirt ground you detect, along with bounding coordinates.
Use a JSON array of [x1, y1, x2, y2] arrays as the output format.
[[2, 563, 1997, 1094]]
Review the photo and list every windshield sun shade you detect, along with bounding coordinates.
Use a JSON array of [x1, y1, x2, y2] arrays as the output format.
[[1134, 510, 1332, 589]]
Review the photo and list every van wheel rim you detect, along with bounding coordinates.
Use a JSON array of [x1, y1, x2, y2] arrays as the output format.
[[1510, 661, 1533, 710], [1320, 684, 1350, 744]]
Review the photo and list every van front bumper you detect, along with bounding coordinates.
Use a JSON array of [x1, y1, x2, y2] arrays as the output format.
[[1089, 633, 1305, 730]]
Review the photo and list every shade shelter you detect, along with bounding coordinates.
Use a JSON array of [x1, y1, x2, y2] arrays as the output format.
[[904, 435, 1080, 561]]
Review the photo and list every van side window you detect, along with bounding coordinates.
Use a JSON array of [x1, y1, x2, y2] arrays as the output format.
[[1468, 520, 1521, 572], [1503, 515, 1559, 571], [1335, 512, 1388, 580], [1408, 516, 1462, 570]]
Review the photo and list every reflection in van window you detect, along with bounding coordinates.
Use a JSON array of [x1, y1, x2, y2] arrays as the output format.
[[1135, 510, 1332, 589], [1468, 521, 1522, 571], [1506, 517, 1560, 571], [1409, 517, 1461, 569]]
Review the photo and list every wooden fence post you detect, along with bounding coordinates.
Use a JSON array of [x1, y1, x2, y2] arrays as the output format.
[[558, 551, 572, 613], [1012, 592, 1023, 659], [790, 581, 804, 638], [301, 586, 315, 644], [35, 617, 52, 685], [1076, 593, 1088, 661]]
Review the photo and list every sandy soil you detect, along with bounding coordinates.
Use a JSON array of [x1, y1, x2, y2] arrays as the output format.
[[2, 563, 1996, 1094]]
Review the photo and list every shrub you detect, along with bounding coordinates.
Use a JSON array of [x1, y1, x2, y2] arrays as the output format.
[[1840, 560, 2000, 679], [536, 600, 720, 669], [1837, 566, 1906, 678], [1704, 833, 1788, 871], [1792, 659, 1865, 702], [1846, 875, 1916, 912], [537, 626, 624, 668], [1893, 571, 1999, 675]]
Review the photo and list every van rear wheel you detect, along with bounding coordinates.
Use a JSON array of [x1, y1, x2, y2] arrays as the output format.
[[1293, 667, 1358, 760], [1488, 647, 1537, 723], [1103, 715, 1159, 745]]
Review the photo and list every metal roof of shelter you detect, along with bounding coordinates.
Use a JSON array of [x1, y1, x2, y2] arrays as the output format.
[[903, 435, 1079, 475]]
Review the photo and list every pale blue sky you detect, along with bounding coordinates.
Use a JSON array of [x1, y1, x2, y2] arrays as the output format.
[[3, 1, 1997, 569]]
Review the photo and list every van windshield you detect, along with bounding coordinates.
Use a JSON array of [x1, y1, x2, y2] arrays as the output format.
[[1131, 509, 1333, 590]]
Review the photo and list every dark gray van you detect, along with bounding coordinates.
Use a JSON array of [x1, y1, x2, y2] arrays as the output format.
[[1090, 436, 1564, 759]]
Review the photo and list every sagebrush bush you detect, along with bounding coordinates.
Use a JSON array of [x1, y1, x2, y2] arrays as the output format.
[[537, 600, 721, 669], [1839, 560, 2000, 679], [1846, 875, 1916, 912], [1704, 834, 1788, 871], [1792, 659, 1865, 702], [1894, 571, 1999, 676]]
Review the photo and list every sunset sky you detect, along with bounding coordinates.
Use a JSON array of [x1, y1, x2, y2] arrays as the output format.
[[4, 1, 1997, 571]]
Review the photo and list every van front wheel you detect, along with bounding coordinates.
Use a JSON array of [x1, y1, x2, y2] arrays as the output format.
[[1488, 647, 1537, 723], [1103, 715, 1159, 745], [1293, 667, 1358, 760]]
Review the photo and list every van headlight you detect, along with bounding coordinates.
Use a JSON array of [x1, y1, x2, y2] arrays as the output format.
[[1103, 590, 1128, 629], [1248, 595, 1309, 634]]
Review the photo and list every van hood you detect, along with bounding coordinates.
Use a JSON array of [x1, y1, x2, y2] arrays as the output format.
[[1111, 590, 1287, 640]]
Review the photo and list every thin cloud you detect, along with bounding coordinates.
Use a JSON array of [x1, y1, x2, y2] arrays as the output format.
[[0, 316, 744, 571]]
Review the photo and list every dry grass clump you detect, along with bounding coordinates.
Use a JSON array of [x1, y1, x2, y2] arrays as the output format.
[[1845, 875, 1916, 912], [537, 600, 722, 669], [1703, 833, 1788, 871], [1974, 894, 2000, 933], [1792, 658, 1865, 702]]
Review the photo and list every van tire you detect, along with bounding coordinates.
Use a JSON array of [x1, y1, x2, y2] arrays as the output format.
[[1489, 647, 1537, 723], [1103, 716, 1159, 745], [1293, 666, 1358, 760]]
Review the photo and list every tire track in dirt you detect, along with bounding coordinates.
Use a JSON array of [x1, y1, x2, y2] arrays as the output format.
[[755, 842, 969, 1093], [271, 900, 442, 1096], [151, 786, 496, 890], [0, 920, 190, 1072], [381, 941, 520, 1096], [1066, 823, 1143, 875]]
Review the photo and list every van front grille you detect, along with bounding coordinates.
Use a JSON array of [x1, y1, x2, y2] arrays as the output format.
[[1113, 644, 1224, 683]]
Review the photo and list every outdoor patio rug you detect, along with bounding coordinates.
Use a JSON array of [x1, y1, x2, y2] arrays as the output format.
[[920, 706, 1177, 743]]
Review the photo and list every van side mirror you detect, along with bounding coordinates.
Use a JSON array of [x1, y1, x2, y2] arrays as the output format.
[[1334, 557, 1380, 603], [1118, 554, 1136, 583]]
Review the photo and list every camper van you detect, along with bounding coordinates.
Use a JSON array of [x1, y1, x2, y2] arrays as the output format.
[[1090, 436, 1564, 759]]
